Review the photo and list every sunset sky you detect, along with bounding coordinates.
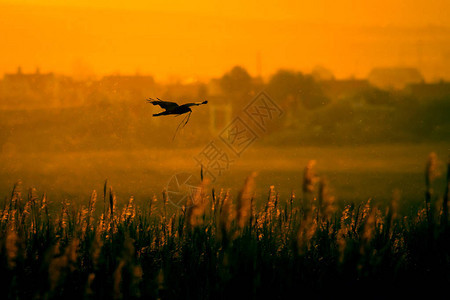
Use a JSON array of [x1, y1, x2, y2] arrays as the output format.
[[1, 0, 449, 81]]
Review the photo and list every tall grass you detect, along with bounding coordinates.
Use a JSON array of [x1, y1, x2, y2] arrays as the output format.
[[0, 154, 449, 299]]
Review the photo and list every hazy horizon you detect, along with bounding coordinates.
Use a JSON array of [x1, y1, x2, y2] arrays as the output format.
[[1, 1, 450, 82]]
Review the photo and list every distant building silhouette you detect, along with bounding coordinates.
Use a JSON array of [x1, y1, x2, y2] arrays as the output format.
[[205, 96, 233, 134], [1, 67, 59, 108], [368, 67, 424, 90], [98, 74, 156, 101]]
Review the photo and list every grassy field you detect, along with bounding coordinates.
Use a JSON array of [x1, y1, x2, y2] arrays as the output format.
[[0, 144, 449, 299], [1, 143, 449, 214]]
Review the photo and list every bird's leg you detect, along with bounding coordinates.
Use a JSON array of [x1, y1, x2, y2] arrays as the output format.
[[182, 111, 192, 128], [172, 113, 190, 141]]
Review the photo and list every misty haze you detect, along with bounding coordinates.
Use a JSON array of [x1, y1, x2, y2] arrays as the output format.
[[1, 1, 449, 299]]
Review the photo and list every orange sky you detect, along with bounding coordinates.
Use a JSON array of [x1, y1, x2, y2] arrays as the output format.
[[1, 0, 450, 81]]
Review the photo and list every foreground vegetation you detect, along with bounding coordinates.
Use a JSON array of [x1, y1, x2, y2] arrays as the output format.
[[0, 154, 449, 299]]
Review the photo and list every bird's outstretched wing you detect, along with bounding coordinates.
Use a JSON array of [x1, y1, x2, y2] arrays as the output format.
[[181, 100, 208, 107], [147, 98, 179, 110]]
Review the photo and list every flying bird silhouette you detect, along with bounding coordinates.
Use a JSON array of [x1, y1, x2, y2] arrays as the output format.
[[147, 98, 208, 140]]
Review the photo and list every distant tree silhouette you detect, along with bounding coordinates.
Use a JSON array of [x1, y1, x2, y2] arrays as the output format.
[[219, 66, 252, 97], [311, 65, 335, 81], [266, 70, 298, 102], [267, 70, 330, 110]]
